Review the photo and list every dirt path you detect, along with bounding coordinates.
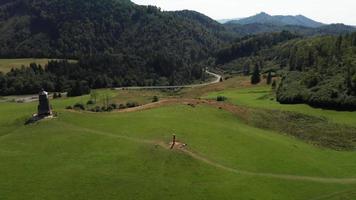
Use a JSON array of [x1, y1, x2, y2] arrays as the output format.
[[308, 189, 356, 200], [65, 123, 356, 185], [180, 148, 356, 184], [114, 98, 249, 118]]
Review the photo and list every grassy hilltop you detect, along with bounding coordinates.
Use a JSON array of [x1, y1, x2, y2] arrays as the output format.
[[1, 77, 356, 200]]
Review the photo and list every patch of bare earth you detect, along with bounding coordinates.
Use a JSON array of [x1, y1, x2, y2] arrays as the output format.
[[114, 98, 250, 121]]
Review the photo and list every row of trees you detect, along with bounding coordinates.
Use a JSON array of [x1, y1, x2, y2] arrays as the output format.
[[0, 54, 206, 96]]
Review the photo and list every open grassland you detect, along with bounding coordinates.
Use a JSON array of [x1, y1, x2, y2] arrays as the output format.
[[0, 58, 76, 73], [1, 77, 356, 200], [204, 83, 356, 126], [1, 94, 356, 199]]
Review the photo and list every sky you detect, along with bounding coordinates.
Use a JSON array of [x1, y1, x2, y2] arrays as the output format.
[[132, 0, 356, 25]]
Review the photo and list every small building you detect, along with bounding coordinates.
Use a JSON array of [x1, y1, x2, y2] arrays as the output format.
[[37, 89, 52, 116]]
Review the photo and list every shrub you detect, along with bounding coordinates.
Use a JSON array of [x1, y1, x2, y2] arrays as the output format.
[[73, 103, 85, 110], [53, 93, 58, 99], [119, 104, 126, 109], [87, 100, 95, 105], [217, 96, 227, 102], [53, 93, 62, 99], [110, 103, 117, 109], [152, 96, 159, 102], [65, 106, 73, 109], [126, 101, 139, 108], [94, 106, 101, 112], [106, 106, 114, 112]]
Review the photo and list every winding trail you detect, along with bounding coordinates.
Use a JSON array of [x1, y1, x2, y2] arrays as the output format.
[[66, 123, 356, 185], [114, 98, 249, 116]]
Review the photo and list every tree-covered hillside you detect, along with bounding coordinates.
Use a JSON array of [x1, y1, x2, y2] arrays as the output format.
[[215, 31, 300, 65], [0, 0, 232, 95], [0, 0, 229, 58], [276, 34, 356, 110], [224, 23, 356, 37], [227, 12, 324, 28], [215, 32, 356, 110]]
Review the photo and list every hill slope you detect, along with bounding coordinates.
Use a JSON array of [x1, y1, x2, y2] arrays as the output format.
[[0, 0, 233, 95], [1, 91, 356, 199], [228, 12, 324, 28], [0, 0, 229, 58]]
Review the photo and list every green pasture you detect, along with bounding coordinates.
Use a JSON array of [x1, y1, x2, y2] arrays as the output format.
[[0, 94, 356, 199], [205, 85, 356, 126], [0, 58, 76, 73]]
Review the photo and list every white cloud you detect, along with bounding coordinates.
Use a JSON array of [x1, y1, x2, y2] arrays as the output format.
[[132, 0, 356, 25]]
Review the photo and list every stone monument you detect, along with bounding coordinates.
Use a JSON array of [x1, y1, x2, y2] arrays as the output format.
[[37, 89, 52, 117]]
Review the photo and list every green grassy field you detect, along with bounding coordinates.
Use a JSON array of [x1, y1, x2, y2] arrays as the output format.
[[0, 58, 76, 73], [204, 85, 356, 126], [1, 88, 356, 200]]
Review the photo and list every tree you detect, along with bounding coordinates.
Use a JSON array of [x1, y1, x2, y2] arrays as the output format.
[[53, 93, 58, 99], [90, 91, 98, 103], [67, 81, 91, 97], [251, 65, 261, 85], [243, 64, 250, 76], [271, 80, 277, 90], [266, 72, 272, 85], [352, 74, 356, 93]]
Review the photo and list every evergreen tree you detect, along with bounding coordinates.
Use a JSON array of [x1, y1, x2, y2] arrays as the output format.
[[271, 80, 277, 90], [352, 74, 356, 93], [67, 81, 91, 97], [266, 72, 272, 85], [251, 65, 261, 85], [243, 64, 250, 76], [335, 35, 343, 60]]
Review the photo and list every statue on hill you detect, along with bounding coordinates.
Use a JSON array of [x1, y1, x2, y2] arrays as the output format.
[[37, 89, 52, 117]]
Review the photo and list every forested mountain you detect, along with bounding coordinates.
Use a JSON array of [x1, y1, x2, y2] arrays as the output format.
[[224, 23, 356, 37], [227, 12, 324, 28], [0, 0, 232, 95], [223, 12, 356, 37], [215, 32, 356, 109], [0, 0, 230, 58], [275, 34, 356, 109], [215, 31, 300, 65], [1, 0, 356, 110]]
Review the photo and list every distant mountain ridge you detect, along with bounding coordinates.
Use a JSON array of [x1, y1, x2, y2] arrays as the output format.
[[218, 18, 241, 24], [224, 23, 356, 37], [226, 12, 324, 28]]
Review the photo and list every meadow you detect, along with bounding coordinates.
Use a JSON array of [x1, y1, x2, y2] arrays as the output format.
[[1, 79, 356, 200], [0, 58, 76, 73], [204, 83, 356, 126]]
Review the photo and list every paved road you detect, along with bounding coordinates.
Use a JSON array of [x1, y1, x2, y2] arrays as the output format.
[[4, 71, 221, 103], [115, 70, 222, 90]]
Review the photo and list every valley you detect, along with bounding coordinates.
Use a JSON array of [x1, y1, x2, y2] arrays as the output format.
[[1, 76, 356, 200], [0, 0, 355, 199]]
